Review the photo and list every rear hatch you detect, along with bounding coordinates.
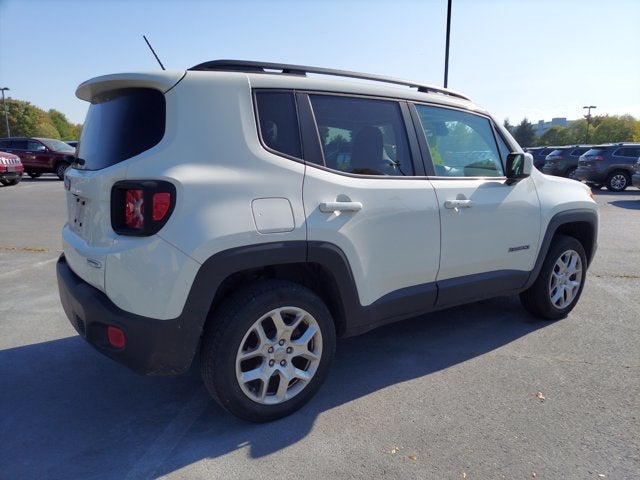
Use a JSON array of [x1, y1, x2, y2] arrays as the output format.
[[578, 148, 606, 167], [63, 71, 185, 290]]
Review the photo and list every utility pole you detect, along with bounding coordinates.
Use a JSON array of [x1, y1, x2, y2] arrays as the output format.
[[444, 0, 452, 88], [583, 105, 596, 143], [0, 87, 9, 138]]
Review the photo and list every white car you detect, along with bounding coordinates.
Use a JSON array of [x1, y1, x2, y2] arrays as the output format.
[[57, 60, 599, 422]]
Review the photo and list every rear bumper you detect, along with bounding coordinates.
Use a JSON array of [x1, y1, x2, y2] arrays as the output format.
[[56, 254, 201, 375], [575, 167, 606, 183], [542, 164, 564, 176]]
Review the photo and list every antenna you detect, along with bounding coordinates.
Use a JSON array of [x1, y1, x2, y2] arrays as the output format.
[[143, 35, 165, 70]]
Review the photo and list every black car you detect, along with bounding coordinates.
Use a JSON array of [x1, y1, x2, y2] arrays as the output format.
[[525, 146, 559, 170], [542, 145, 592, 179], [575, 143, 640, 191]]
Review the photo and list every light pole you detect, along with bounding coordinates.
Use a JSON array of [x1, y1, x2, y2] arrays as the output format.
[[0, 87, 9, 138], [444, 0, 452, 88], [583, 105, 596, 143]]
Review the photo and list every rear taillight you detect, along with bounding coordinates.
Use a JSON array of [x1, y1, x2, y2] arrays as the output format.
[[125, 189, 144, 229], [111, 180, 176, 236], [593, 156, 604, 161]]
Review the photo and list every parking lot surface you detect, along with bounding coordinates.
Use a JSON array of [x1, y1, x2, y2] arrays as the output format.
[[1, 177, 638, 479]]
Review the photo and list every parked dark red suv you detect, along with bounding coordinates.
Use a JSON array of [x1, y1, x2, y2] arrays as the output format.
[[0, 137, 76, 180]]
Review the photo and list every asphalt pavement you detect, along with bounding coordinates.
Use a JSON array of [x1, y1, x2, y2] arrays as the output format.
[[1, 176, 638, 480]]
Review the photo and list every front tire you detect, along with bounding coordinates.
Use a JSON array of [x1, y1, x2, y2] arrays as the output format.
[[55, 162, 70, 180], [200, 280, 336, 422], [520, 235, 587, 320], [605, 171, 630, 192], [2, 177, 21, 186]]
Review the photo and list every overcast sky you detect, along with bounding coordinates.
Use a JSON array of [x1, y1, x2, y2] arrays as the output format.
[[1, 0, 638, 126]]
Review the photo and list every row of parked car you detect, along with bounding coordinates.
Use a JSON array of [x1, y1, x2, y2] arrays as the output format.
[[0, 137, 77, 187], [2, 136, 640, 192], [525, 143, 640, 192]]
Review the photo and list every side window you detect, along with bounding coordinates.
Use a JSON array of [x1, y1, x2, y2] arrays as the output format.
[[27, 140, 45, 152], [309, 94, 413, 176], [415, 105, 505, 177], [615, 147, 640, 158], [254, 91, 302, 159]]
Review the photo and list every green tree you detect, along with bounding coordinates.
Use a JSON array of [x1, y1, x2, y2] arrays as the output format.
[[5, 99, 41, 136], [503, 118, 514, 134], [1, 98, 81, 139], [591, 115, 638, 143], [48, 109, 78, 140], [513, 118, 537, 147], [566, 119, 588, 144], [539, 126, 571, 146], [34, 120, 61, 138]]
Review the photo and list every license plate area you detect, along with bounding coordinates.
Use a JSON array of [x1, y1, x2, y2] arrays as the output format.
[[71, 195, 87, 234]]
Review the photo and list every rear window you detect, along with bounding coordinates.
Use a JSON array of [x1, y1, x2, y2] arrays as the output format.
[[78, 88, 165, 170], [255, 91, 302, 159], [571, 147, 590, 156], [582, 148, 605, 157]]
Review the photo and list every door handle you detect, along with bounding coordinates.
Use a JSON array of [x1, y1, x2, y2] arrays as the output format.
[[319, 201, 363, 213], [444, 199, 473, 210]]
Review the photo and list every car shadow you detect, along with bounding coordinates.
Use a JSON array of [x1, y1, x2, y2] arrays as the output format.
[[19, 174, 62, 183], [608, 199, 640, 210], [1, 296, 550, 479]]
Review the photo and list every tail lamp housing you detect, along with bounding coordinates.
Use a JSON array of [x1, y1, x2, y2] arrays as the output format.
[[111, 180, 176, 236]]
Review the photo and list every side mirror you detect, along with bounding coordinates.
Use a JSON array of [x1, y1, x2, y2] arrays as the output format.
[[505, 152, 532, 185]]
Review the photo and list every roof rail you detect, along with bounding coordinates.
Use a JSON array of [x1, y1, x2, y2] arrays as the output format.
[[189, 60, 471, 101]]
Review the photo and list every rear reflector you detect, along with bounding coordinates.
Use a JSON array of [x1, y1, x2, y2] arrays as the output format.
[[152, 192, 172, 221], [107, 326, 126, 349]]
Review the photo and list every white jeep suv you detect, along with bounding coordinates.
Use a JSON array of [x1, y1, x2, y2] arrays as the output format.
[[57, 60, 598, 422]]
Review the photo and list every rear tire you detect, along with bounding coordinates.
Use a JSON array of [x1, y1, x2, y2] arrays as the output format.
[[200, 280, 336, 422], [520, 235, 587, 320]]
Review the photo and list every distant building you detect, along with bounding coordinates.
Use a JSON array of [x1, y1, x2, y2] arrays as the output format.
[[534, 117, 568, 137]]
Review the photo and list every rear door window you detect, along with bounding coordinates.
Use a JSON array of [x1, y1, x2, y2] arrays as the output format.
[[79, 88, 165, 170], [308, 94, 413, 176]]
